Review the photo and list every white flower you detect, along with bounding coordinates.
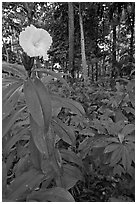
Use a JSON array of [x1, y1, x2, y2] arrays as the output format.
[[19, 25, 52, 60]]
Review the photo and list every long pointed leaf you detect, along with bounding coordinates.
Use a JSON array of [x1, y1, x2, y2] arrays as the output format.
[[110, 145, 123, 166], [2, 62, 27, 78], [60, 149, 83, 167], [7, 168, 44, 200], [52, 118, 75, 145], [2, 162, 7, 196], [121, 124, 135, 136], [29, 134, 42, 170], [2, 77, 23, 86], [3, 129, 30, 156], [27, 187, 75, 202], [35, 68, 71, 90], [2, 106, 26, 137], [33, 77, 52, 133], [122, 145, 132, 171], [30, 115, 49, 156], [51, 94, 85, 115], [24, 79, 44, 128], [61, 164, 83, 189], [104, 143, 120, 154], [3, 86, 22, 119], [3, 81, 23, 102]]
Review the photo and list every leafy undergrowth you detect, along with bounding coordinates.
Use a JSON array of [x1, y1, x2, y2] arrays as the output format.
[[50, 76, 135, 202], [2, 62, 135, 202]]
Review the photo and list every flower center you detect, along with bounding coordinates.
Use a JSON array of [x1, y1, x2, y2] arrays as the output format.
[[33, 42, 40, 48]]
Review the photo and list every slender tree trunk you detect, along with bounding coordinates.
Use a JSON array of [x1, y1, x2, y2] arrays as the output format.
[[79, 3, 88, 83], [95, 62, 98, 81], [2, 40, 9, 62], [91, 65, 94, 82], [129, 12, 134, 63], [102, 13, 105, 78], [102, 52, 106, 77], [68, 2, 75, 78], [87, 65, 89, 77], [111, 24, 117, 78]]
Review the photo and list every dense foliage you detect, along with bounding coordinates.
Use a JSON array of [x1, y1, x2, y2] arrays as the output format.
[[2, 2, 135, 202]]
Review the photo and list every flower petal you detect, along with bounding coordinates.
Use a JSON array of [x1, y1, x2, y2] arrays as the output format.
[[19, 25, 52, 60]]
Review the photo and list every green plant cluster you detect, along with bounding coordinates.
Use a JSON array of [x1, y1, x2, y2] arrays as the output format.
[[2, 62, 134, 202]]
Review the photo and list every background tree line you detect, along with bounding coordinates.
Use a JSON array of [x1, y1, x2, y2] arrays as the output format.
[[2, 2, 135, 82]]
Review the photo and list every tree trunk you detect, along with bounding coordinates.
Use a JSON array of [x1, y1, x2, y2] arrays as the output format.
[[68, 2, 75, 78], [111, 24, 117, 78], [91, 65, 94, 82], [95, 62, 98, 81], [2, 40, 9, 62], [102, 54, 106, 77], [87, 65, 89, 77], [129, 12, 134, 63], [79, 3, 88, 83]]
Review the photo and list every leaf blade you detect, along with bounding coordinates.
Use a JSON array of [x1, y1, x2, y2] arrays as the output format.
[[30, 115, 49, 156], [2, 106, 26, 137], [104, 143, 120, 154], [33, 77, 52, 133], [7, 168, 44, 200], [3, 86, 22, 119], [24, 79, 44, 128], [27, 187, 75, 202]]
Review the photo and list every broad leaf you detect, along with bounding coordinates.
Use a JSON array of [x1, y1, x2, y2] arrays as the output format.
[[2, 162, 7, 196], [40, 158, 54, 175], [2, 106, 26, 137], [2, 76, 23, 86], [91, 119, 106, 134], [79, 137, 94, 159], [13, 154, 31, 177], [3, 129, 30, 156], [24, 78, 45, 128], [78, 137, 91, 151], [6, 168, 44, 200], [60, 149, 83, 167], [30, 115, 49, 156], [51, 94, 85, 115], [52, 118, 75, 145], [104, 143, 120, 154], [35, 68, 70, 90], [105, 137, 119, 143], [80, 128, 95, 137], [3, 81, 23, 102], [27, 187, 75, 202], [33, 77, 52, 133], [129, 92, 135, 107], [121, 145, 132, 171], [2, 62, 27, 78], [3, 86, 22, 119], [29, 135, 41, 170], [113, 164, 125, 176], [93, 138, 108, 148], [61, 164, 83, 189], [121, 124, 135, 136], [110, 145, 123, 166], [41, 75, 55, 84], [115, 110, 128, 122], [118, 133, 125, 143]]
